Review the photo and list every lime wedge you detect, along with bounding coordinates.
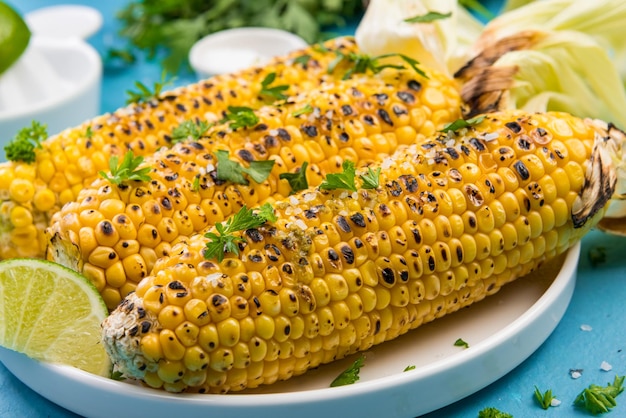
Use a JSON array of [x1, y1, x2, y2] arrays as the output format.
[[0, 1, 31, 75], [0, 258, 111, 377]]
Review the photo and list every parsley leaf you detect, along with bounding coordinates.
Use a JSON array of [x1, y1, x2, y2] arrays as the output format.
[[574, 375, 625, 415], [534, 386, 555, 410], [4, 120, 48, 163], [260, 72, 289, 102], [192, 176, 200, 192], [330, 355, 365, 387], [126, 71, 175, 104], [215, 150, 275, 185], [279, 161, 309, 194], [454, 338, 469, 349], [293, 54, 312, 67], [203, 203, 277, 262], [220, 106, 259, 130], [85, 126, 94, 139], [404, 11, 452, 23], [172, 119, 212, 143], [99, 151, 151, 186], [327, 50, 428, 80], [320, 160, 357, 192], [292, 104, 314, 117], [478, 407, 513, 418], [404, 365, 416, 372], [360, 167, 381, 189], [440, 115, 486, 132]]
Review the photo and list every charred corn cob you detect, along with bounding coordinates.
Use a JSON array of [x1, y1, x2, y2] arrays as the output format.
[[46, 64, 461, 310], [0, 37, 360, 260], [102, 110, 621, 393]]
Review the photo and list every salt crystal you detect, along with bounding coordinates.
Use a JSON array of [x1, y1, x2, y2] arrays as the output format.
[[580, 324, 593, 332], [550, 398, 562, 407], [303, 192, 316, 202], [289, 196, 299, 205], [600, 361, 613, 371], [381, 158, 393, 170], [445, 139, 455, 147], [482, 132, 499, 141], [351, 192, 358, 200], [571, 371, 582, 379], [295, 219, 307, 230], [205, 273, 223, 286], [339, 192, 349, 199], [269, 129, 279, 136], [206, 163, 215, 172]]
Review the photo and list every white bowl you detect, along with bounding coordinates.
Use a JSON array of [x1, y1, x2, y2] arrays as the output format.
[[0, 36, 102, 160], [25, 5, 103, 40], [189, 27, 308, 79]]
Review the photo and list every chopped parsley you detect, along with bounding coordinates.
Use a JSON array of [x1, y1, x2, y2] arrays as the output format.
[[279, 161, 309, 194], [534, 386, 556, 410], [404, 365, 416, 372], [454, 338, 469, 349], [85, 126, 94, 139], [574, 375, 624, 415], [360, 167, 381, 189], [220, 106, 259, 130], [99, 151, 151, 186], [327, 50, 428, 80], [292, 103, 314, 117], [404, 11, 452, 23], [477, 407, 513, 418], [215, 149, 274, 185], [293, 54, 312, 67], [320, 160, 357, 192], [172, 119, 212, 143], [203, 203, 276, 262], [192, 176, 200, 192], [4, 120, 48, 163], [125, 71, 174, 104], [330, 355, 365, 387], [440, 115, 486, 133], [259, 72, 289, 102]]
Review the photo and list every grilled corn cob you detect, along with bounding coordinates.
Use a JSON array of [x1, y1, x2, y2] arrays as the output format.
[[0, 37, 359, 260], [102, 110, 621, 393], [46, 64, 462, 310]]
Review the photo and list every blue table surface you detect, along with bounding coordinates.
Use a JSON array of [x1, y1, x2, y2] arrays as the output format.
[[3, 1, 626, 417]]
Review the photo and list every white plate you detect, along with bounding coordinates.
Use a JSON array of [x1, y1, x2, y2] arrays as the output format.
[[0, 243, 579, 418]]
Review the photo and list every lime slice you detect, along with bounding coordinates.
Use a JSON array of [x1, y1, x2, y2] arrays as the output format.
[[0, 1, 31, 75], [0, 258, 111, 377]]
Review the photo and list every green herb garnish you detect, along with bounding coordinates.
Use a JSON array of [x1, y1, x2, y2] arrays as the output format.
[[192, 176, 201, 192], [260, 72, 289, 102], [172, 119, 212, 143], [320, 160, 357, 192], [440, 115, 486, 133], [327, 50, 428, 80], [99, 151, 152, 186], [126, 71, 174, 104], [111, 370, 126, 381], [477, 407, 513, 418], [293, 54, 312, 67], [204, 203, 277, 262], [534, 386, 556, 410], [360, 167, 381, 189], [4, 120, 48, 163], [404, 365, 416, 372], [292, 103, 314, 117], [220, 106, 259, 130], [215, 149, 274, 185], [454, 338, 469, 349], [279, 161, 309, 194], [574, 375, 624, 415], [404, 11, 452, 23], [330, 355, 365, 387], [85, 126, 94, 139]]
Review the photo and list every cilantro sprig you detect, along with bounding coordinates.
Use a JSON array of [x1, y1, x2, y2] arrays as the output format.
[[220, 106, 259, 130], [360, 167, 381, 189], [292, 103, 314, 117], [4, 120, 48, 163], [440, 115, 486, 133], [126, 71, 174, 104], [327, 50, 428, 80], [172, 119, 212, 143], [477, 407, 513, 418], [454, 338, 469, 349], [99, 151, 151, 186], [534, 386, 556, 410], [215, 149, 274, 185], [330, 355, 365, 387], [574, 375, 625, 415], [404, 11, 452, 23], [204, 203, 277, 262], [279, 161, 309, 194], [259, 72, 289, 102], [319, 161, 381, 192]]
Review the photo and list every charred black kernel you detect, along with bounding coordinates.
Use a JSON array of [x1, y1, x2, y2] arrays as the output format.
[[468, 215, 477, 229], [513, 160, 530, 180], [276, 128, 291, 141], [237, 149, 255, 162], [245, 228, 264, 243], [485, 179, 495, 194], [249, 253, 263, 263], [378, 203, 392, 217], [350, 212, 366, 228], [392, 105, 408, 116], [341, 104, 354, 116], [159, 293, 164, 303], [445, 147, 459, 160], [400, 270, 409, 282], [456, 245, 463, 263], [254, 123, 268, 131], [399, 175, 419, 193], [381, 268, 395, 285], [397, 91, 415, 103], [302, 125, 318, 137], [328, 248, 339, 261], [469, 137, 486, 151], [168, 281, 185, 290], [265, 244, 281, 261], [100, 221, 115, 236], [374, 319, 381, 334], [505, 121, 522, 133], [164, 173, 179, 182], [141, 321, 151, 333], [282, 264, 293, 274], [176, 103, 186, 112], [212, 294, 228, 307], [108, 251, 117, 260], [340, 245, 355, 264], [428, 255, 436, 271], [339, 132, 350, 142], [460, 145, 471, 155], [373, 93, 388, 104], [298, 257, 309, 266], [421, 142, 436, 149], [440, 246, 448, 262], [408, 79, 422, 91], [536, 127, 548, 137], [128, 325, 139, 337], [411, 227, 422, 244], [387, 180, 403, 197], [197, 310, 208, 320], [363, 115, 375, 125], [378, 109, 393, 126], [284, 325, 291, 336], [161, 197, 173, 210], [336, 216, 351, 233], [304, 209, 319, 219]]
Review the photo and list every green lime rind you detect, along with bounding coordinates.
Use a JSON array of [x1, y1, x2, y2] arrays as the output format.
[[0, 258, 111, 377], [0, 1, 31, 75]]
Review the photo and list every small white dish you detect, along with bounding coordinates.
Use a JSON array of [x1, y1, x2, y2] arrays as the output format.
[[189, 27, 308, 79], [0, 36, 102, 157], [24, 5, 103, 40], [0, 244, 580, 418]]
